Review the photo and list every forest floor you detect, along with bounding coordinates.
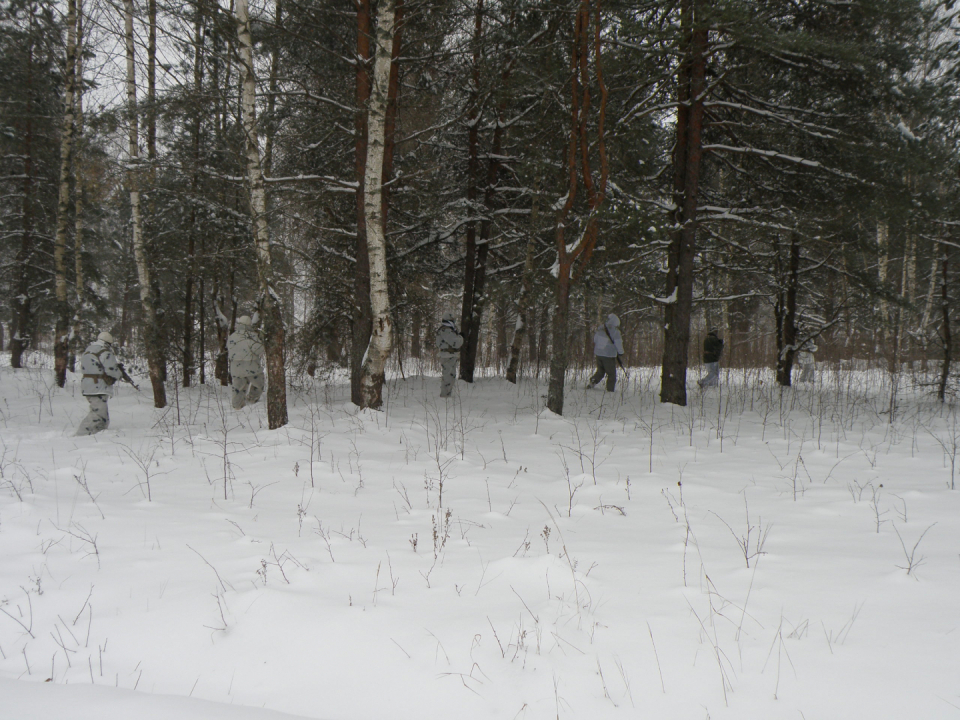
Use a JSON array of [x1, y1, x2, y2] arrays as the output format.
[[1, 358, 959, 720]]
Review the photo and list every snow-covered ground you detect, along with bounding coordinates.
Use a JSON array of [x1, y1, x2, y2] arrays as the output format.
[[1, 360, 959, 720]]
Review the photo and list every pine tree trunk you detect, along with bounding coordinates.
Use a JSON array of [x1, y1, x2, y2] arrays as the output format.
[[938, 248, 950, 403], [546, 0, 607, 415], [183, 0, 204, 387], [53, 0, 78, 387], [660, 0, 706, 407], [11, 38, 34, 370], [358, 0, 397, 410], [125, 0, 167, 408], [351, 0, 373, 406], [775, 233, 799, 386], [237, 0, 287, 428], [71, 0, 86, 372], [506, 177, 541, 384]]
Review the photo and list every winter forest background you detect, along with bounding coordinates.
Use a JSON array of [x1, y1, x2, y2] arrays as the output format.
[[4, 0, 960, 415], [4, 2, 960, 719]]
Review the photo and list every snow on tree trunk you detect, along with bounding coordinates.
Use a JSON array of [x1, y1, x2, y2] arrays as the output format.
[[660, 0, 706, 407], [358, 0, 397, 410], [236, 0, 287, 428], [53, 0, 77, 388], [125, 0, 167, 409], [546, 0, 608, 416]]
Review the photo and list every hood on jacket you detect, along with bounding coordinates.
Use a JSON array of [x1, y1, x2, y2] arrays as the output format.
[[605, 314, 620, 329]]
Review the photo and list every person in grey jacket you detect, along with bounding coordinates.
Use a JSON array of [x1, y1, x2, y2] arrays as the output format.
[[76, 331, 124, 435], [587, 314, 625, 392], [228, 315, 265, 409], [436, 312, 463, 398]]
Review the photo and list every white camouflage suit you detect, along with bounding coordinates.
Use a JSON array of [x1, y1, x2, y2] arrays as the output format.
[[77, 340, 124, 435], [227, 321, 265, 409], [436, 315, 463, 398]]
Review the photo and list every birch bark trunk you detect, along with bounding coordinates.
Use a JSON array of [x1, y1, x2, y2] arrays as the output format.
[[125, 0, 167, 408], [236, 0, 287, 428], [54, 0, 77, 387], [358, 0, 397, 410]]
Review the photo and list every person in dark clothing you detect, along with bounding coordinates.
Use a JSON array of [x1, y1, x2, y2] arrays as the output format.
[[698, 329, 724, 388]]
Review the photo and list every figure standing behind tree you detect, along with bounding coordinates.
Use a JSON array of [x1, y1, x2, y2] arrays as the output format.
[[228, 315, 265, 409], [436, 312, 463, 398], [587, 314, 624, 392], [797, 343, 817, 383], [76, 331, 124, 435], [698, 329, 723, 388]]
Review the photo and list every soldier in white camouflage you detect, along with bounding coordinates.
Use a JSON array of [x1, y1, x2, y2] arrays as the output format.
[[227, 315, 265, 409], [435, 312, 463, 398], [76, 331, 124, 435]]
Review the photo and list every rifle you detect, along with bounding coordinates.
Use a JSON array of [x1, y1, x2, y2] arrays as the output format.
[[603, 324, 625, 370], [116, 362, 140, 391]]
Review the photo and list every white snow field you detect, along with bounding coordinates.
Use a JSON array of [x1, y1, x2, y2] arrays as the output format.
[[1, 359, 959, 720]]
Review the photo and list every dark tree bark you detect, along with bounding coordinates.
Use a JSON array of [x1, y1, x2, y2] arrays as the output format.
[[659, 0, 707, 407], [11, 39, 35, 369], [547, 0, 608, 415], [775, 233, 800, 386], [939, 248, 950, 403], [183, 0, 203, 387], [351, 0, 373, 406]]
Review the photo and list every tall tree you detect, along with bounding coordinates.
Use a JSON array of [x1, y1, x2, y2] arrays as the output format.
[[236, 0, 287, 428], [124, 0, 166, 408], [358, 0, 398, 410]]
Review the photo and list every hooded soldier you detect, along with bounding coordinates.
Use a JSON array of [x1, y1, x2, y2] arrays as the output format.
[[698, 329, 724, 388], [587, 314, 625, 392], [76, 331, 124, 436], [436, 312, 463, 398], [227, 315, 265, 409]]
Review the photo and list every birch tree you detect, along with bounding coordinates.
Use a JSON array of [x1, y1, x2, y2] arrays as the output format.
[[358, 0, 397, 410], [53, 0, 77, 387], [124, 0, 166, 408], [236, 0, 287, 428]]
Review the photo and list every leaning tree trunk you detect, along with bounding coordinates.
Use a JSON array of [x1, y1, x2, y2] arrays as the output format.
[[546, 0, 608, 415], [237, 0, 287, 428], [358, 0, 397, 410], [659, 0, 706, 407], [124, 0, 166, 408], [53, 0, 78, 387]]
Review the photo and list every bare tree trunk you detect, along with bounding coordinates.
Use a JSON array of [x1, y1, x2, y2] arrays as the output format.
[[351, 0, 373, 406], [938, 248, 950, 403], [358, 0, 397, 410], [237, 0, 287, 428], [71, 0, 86, 372], [506, 176, 541, 384], [660, 0, 706, 407], [183, 0, 204, 387], [125, 0, 167, 408], [775, 233, 799, 386], [53, 0, 78, 387], [546, 0, 608, 415], [11, 36, 35, 370]]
